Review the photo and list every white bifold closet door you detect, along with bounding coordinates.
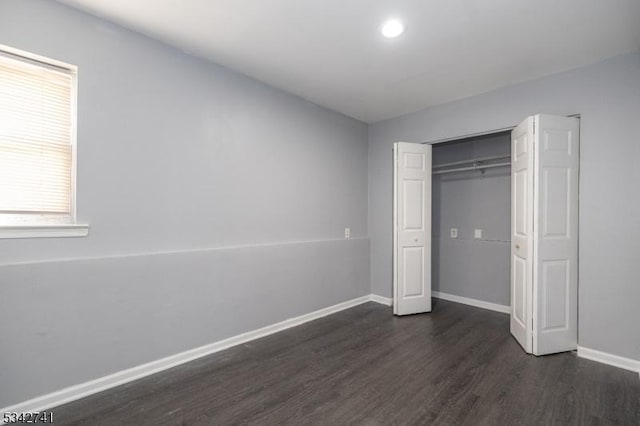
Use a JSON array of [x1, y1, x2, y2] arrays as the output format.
[[510, 114, 580, 355], [393, 142, 432, 316]]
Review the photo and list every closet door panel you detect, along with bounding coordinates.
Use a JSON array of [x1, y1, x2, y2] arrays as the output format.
[[532, 115, 579, 355], [510, 117, 534, 354], [393, 142, 432, 316]]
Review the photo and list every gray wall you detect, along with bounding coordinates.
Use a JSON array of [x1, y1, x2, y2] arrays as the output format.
[[0, 0, 369, 407], [432, 133, 511, 306], [369, 51, 640, 362]]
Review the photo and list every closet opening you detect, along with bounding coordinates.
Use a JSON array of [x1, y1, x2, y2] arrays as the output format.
[[431, 131, 512, 312]]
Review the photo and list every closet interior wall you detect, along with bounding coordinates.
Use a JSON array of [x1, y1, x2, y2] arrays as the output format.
[[431, 132, 511, 306]]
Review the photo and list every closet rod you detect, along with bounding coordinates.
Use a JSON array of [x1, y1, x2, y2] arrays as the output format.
[[433, 162, 511, 175], [432, 154, 511, 169]]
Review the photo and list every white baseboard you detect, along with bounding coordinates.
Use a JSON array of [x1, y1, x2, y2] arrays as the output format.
[[577, 346, 640, 376], [0, 295, 373, 419], [368, 292, 508, 313], [432, 291, 510, 314], [369, 294, 392, 306]]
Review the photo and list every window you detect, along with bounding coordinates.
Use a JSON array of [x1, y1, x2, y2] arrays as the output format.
[[0, 45, 87, 238]]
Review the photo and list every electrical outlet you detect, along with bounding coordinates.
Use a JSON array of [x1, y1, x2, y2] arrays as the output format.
[[450, 228, 458, 238], [474, 229, 483, 239], [344, 227, 351, 239]]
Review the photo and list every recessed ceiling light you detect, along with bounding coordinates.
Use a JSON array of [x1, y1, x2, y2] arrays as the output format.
[[381, 19, 404, 38]]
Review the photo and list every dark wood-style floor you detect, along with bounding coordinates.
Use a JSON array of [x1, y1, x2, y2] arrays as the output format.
[[51, 300, 640, 425]]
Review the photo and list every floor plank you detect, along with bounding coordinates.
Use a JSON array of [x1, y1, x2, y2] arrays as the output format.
[[50, 300, 640, 425]]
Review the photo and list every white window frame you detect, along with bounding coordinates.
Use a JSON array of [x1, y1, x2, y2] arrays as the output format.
[[0, 45, 88, 239]]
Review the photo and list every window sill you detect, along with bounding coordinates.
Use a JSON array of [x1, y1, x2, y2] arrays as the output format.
[[0, 224, 90, 239]]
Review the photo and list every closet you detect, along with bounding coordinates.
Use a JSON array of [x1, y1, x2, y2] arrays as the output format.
[[392, 114, 580, 356]]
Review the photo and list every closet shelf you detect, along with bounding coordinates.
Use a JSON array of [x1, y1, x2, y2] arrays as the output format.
[[432, 154, 510, 175]]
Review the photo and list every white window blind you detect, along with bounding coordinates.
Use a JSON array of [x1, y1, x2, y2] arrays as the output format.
[[0, 50, 75, 220]]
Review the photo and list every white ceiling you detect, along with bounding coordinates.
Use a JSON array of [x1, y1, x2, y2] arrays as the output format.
[[57, 0, 640, 123]]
